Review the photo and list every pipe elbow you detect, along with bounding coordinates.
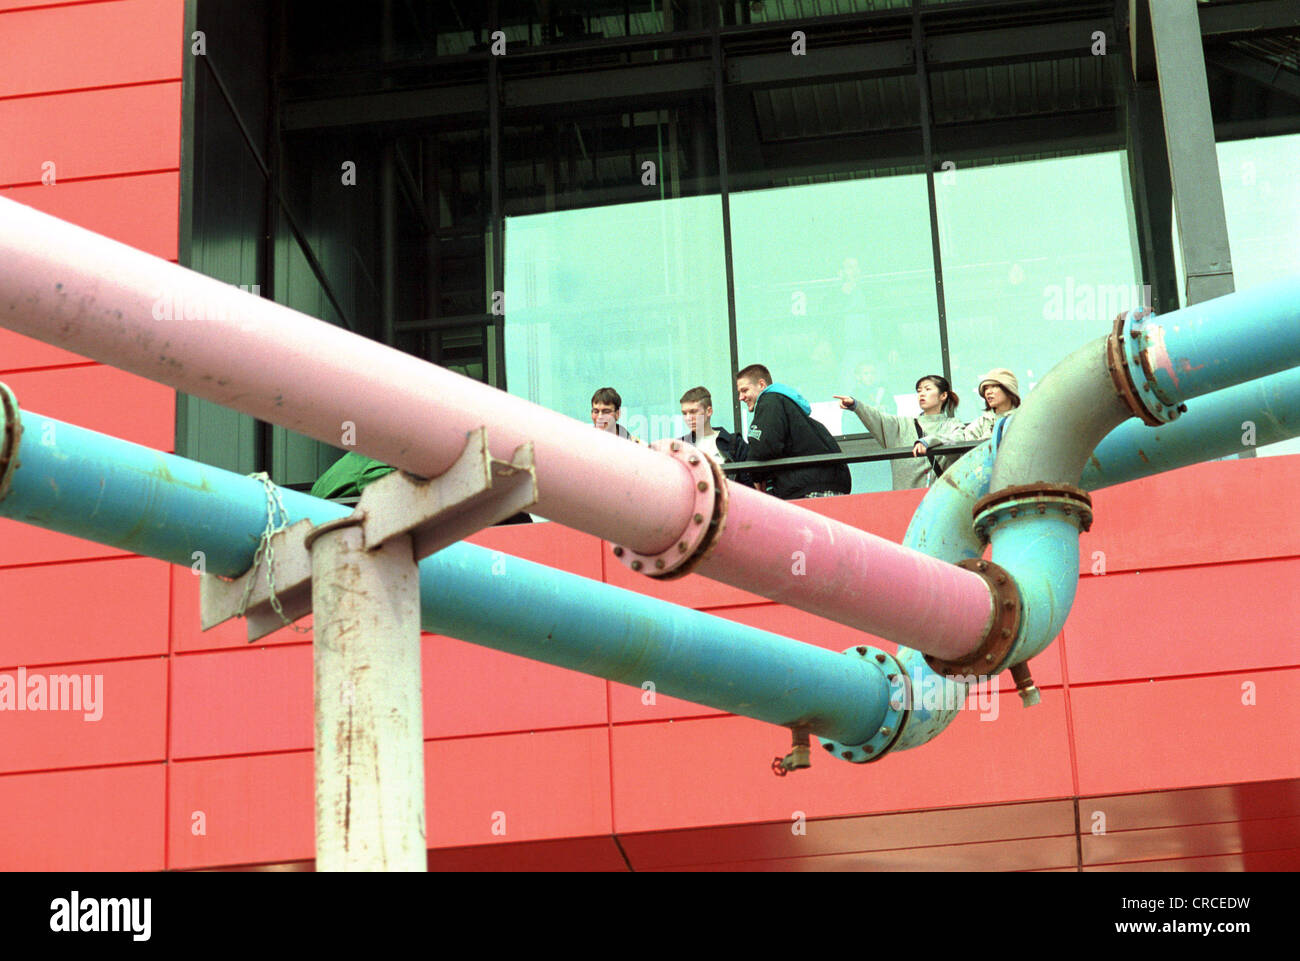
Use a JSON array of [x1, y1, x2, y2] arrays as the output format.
[[975, 487, 1094, 667]]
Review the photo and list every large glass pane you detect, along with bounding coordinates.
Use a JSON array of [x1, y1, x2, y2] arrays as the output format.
[[935, 151, 1141, 410], [730, 174, 942, 492], [1205, 133, 1300, 458], [504, 196, 731, 444]]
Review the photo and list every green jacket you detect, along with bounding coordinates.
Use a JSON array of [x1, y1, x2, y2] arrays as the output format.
[[309, 452, 396, 499]]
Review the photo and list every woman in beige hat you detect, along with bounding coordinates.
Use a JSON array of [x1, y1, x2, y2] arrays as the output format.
[[916, 368, 1020, 456]]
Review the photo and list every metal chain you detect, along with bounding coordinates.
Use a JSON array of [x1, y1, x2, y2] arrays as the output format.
[[235, 472, 312, 634]]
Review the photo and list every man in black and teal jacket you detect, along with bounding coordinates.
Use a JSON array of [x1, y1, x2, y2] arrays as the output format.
[[735, 364, 851, 500]]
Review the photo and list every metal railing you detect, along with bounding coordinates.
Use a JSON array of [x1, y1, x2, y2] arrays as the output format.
[[720, 433, 982, 474]]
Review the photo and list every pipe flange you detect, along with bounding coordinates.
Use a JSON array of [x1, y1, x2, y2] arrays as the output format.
[[816, 646, 908, 763], [971, 482, 1094, 543], [0, 383, 23, 502], [612, 439, 727, 580], [1106, 308, 1183, 426], [923, 558, 1022, 677]]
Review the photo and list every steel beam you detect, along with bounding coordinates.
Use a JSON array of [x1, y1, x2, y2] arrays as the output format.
[[1207, 47, 1300, 102], [1198, 0, 1300, 38], [1148, 0, 1235, 305]]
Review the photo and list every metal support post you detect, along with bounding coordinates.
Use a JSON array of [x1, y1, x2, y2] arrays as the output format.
[[309, 522, 424, 871], [199, 428, 537, 869]]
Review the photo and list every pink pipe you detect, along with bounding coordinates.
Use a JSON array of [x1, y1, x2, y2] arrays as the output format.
[[0, 197, 995, 657], [0, 198, 693, 554], [700, 485, 992, 661]]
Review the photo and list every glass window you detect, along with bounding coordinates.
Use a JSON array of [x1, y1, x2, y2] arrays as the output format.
[[729, 174, 942, 492], [1210, 133, 1300, 458], [504, 196, 731, 445], [935, 151, 1141, 410]]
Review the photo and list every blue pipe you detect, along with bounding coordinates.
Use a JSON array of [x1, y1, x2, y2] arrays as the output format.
[[1131, 274, 1300, 409], [0, 388, 892, 748], [1084, 366, 1300, 487], [880, 364, 1300, 755]]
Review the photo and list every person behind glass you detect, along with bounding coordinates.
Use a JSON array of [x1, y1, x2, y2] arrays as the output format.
[[833, 374, 963, 490], [917, 368, 1021, 453], [737, 364, 851, 500], [677, 386, 750, 469], [590, 387, 642, 443]]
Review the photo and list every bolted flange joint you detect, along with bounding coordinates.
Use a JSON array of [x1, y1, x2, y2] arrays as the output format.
[[923, 557, 1023, 678], [612, 439, 728, 580], [1106, 307, 1185, 426], [971, 482, 1094, 544], [816, 645, 909, 763]]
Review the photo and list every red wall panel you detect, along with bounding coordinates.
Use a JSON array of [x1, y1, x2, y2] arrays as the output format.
[[422, 634, 608, 739], [427, 836, 629, 872], [0, 0, 182, 98], [1, 172, 180, 260], [0, 763, 165, 870], [0, 656, 166, 772], [425, 728, 612, 847], [1065, 559, 1300, 684], [1071, 669, 1300, 795], [169, 645, 314, 760], [168, 752, 316, 870], [1082, 815, 1300, 866], [170, 635, 609, 760], [651, 834, 1079, 871], [1080, 779, 1300, 832], [0, 556, 169, 668], [0, 329, 89, 372], [1080, 458, 1300, 573], [618, 799, 1077, 869], [609, 695, 1075, 834], [0, 82, 181, 187], [1085, 847, 1300, 871], [2, 363, 175, 451]]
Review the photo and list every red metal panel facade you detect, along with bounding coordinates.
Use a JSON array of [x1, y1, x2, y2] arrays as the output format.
[[0, 0, 1298, 872]]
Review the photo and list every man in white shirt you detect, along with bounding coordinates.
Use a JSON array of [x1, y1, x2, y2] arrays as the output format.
[[677, 387, 750, 481]]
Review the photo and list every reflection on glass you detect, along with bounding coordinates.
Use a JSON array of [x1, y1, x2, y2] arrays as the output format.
[[1187, 134, 1300, 459], [935, 151, 1140, 410], [504, 196, 731, 445], [730, 175, 942, 493]]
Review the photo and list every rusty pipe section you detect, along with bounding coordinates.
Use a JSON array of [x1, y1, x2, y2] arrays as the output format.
[[0, 197, 998, 661], [982, 287, 1300, 672]]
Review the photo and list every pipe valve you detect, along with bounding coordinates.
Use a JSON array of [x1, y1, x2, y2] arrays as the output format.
[[1009, 662, 1040, 707], [772, 728, 811, 776]]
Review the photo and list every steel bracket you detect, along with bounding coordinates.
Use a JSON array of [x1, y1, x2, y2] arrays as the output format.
[[201, 427, 537, 642]]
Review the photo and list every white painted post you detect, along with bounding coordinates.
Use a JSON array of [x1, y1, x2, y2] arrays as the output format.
[[310, 524, 426, 871]]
